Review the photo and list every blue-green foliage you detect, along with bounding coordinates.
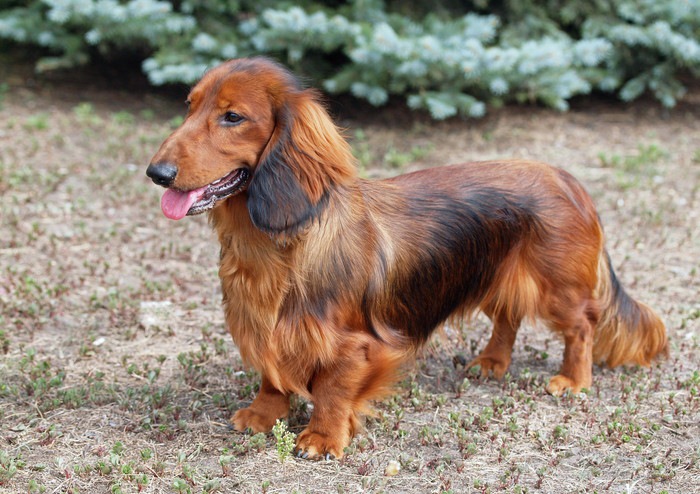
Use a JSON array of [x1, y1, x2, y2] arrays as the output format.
[[1, 0, 698, 119]]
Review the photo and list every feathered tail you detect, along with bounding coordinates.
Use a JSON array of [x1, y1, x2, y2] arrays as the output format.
[[593, 251, 668, 368]]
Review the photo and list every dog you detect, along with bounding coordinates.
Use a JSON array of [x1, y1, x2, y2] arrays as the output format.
[[147, 57, 668, 460]]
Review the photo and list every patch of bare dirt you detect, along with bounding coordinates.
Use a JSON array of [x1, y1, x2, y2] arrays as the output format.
[[0, 70, 698, 493]]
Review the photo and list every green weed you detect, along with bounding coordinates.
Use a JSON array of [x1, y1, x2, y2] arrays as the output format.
[[177, 345, 211, 388], [272, 420, 296, 462], [0, 83, 8, 108], [27, 478, 46, 493], [383, 143, 433, 168], [202, 478, 222, 492], [111, 111, 135, 125], [23, 113, 49, 131], [248, 432, 267, 452], [352, 129, 373, 172], [624, 144, 667, 171], [351, 130, 432, 171], [140, 109, 155, 121], [598, 143, 668, 189], [169, 115, 185, 128], [0, 450, 23, 485], [0, 330, 9, 354], [73, 102, 102, 126]]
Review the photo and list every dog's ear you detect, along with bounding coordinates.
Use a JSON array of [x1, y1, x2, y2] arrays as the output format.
[[247, 103, 322, 236], [247, 92, 355, 237]]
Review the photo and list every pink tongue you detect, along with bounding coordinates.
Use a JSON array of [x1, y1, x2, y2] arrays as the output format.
[[161, 187, 206, 220]]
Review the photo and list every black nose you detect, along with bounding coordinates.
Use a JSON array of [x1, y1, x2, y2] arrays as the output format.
[[146, 162, 178, 187]]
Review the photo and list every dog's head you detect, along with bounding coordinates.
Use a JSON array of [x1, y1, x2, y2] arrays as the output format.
[[147, 57, 355, 236]]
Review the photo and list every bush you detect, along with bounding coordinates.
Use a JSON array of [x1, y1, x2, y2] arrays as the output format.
[[1, 0, 698, 119]]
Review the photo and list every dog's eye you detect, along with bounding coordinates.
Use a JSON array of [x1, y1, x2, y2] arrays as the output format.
[[223, 111, 244, 125]]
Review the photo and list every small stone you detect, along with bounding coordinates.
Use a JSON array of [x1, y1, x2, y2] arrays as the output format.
[[385, 459, 401, 476]]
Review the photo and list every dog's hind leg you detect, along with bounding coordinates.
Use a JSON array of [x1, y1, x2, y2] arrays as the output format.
[[468, 311, 522, 380], [468, 253, 538, 380], [545, 296, 597, 395], [231, 375, 290, 433]]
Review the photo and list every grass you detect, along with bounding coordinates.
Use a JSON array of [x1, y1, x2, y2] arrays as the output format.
[[597, 143, 669, 190], [0, 80, 698, 492], [0, 82, 8, 109], [352, 128, 434, 174]]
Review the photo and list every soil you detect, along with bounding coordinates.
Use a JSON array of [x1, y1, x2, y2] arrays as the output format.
[[0, 66, 698, 493]]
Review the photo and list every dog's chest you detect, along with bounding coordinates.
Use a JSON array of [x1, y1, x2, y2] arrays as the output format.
[[217, 240, 341, 394], [218, 240, 291, 361]]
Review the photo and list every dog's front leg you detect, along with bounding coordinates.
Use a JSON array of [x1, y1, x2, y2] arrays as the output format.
[[231, 375, 290, 433], [294, 355, 367, 460]]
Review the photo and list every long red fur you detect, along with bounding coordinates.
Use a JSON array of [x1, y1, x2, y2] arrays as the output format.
[[149, 57, 668, 460]]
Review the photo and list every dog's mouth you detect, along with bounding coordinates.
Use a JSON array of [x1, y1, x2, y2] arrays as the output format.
[[160, 168, 250, 220]]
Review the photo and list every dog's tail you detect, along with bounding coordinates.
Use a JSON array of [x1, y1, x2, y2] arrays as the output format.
[[592, 250, 668, 368]]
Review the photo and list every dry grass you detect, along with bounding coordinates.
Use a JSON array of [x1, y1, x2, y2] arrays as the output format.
[[0, 74, 698, 494]]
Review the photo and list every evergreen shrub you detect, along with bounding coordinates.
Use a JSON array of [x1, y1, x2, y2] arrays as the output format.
[[1, 0, 698, 119]]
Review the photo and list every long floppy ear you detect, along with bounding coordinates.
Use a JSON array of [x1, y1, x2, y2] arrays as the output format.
[[247, 91, 355, 237]]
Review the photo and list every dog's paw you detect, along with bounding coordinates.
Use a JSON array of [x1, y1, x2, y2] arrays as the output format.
[[294, 429, 347, 461], [230, 408, 276, 433], [467, 355, 510, 380], [546, 375, 583, 396]]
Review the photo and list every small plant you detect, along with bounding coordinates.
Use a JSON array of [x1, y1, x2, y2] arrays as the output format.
[[597, 151, 622, 168], [599, 143, 667, 175], [23, 113, 49, 131], [272, 420, 296, 463], [553, 425, 569, 441], [0, 450, 22, 485], [352, 129, 373, 172], [177, 345, 211, 388], [112, 111, 135, 126], [28, 478, 46, 493], [172, 478, 191, 494], [73, 103, 101, 126], [168, 115, 185, 129], [233, 434, 260, 456], [0, 330, 9, 354], [202, 478, 222, 493], [218, 454, 234, 476], [622, 144, 667, 174], [0, 83, 8, 109], [383, 144, 433, 168], [135, 474, 149, 491]]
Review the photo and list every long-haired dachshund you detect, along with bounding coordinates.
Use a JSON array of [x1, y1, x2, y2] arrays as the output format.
[[147, 57, 667, 460]]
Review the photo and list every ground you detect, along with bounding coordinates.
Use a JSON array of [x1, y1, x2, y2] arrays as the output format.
[[0, 67, 698, 494]]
